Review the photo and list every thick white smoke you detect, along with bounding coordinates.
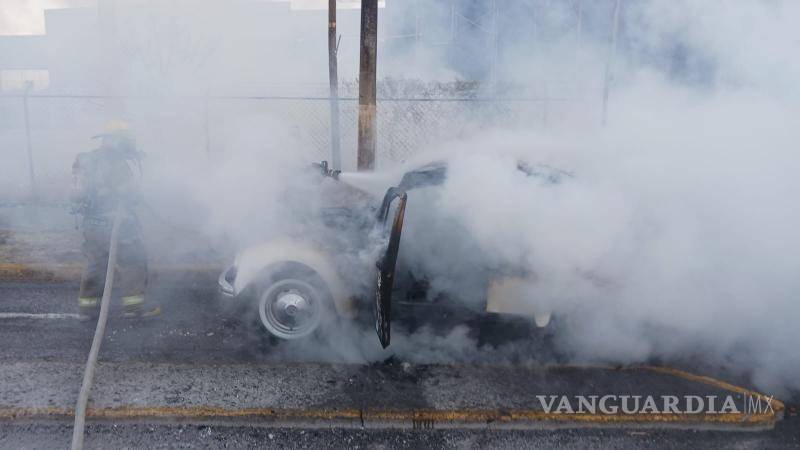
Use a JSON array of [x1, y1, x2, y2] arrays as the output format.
[[3, 0, 797, 396], [407, 95, 799, 394], [125, 0, 800, 395], [385, 0, 800, 395]]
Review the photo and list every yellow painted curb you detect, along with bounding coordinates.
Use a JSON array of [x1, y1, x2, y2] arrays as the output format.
[[364, 408, 778, 426], [0, 366, 784, 430], [0, 263, 80, 281], [0, 262, 222, 281], [643, 366, 785, 415], [0, 403, 780, 429], [0, 406, 362, 421]]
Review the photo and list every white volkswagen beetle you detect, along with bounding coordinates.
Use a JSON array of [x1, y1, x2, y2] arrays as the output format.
[[219, 158, 569, 348]]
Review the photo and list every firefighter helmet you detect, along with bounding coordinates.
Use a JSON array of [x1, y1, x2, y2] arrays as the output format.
[[93, 120, 141, 160]]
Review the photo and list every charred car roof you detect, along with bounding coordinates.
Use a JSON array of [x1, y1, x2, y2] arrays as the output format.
[[396, 160, 572, 191]]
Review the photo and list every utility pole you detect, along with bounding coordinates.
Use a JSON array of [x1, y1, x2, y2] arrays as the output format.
[[602, 0, 621, 125], [328, 0, 342, 170], [357, 0, 378, 171]]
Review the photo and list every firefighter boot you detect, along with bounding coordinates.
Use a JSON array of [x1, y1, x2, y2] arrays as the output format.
[[78, 297, 100, 322], [122, 295, 162, 319]]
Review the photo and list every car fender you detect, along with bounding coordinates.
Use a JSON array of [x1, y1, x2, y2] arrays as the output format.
[[233, 239, 356, 319]]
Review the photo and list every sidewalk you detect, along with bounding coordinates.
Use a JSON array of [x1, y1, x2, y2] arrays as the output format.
[[0, 227, 84, 281], [0, 204, 225, 281]]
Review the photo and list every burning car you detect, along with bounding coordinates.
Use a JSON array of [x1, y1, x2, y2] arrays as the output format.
[[218, 157, 571, 348]]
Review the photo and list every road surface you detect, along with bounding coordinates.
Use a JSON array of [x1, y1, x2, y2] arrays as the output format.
[[0, 281, 797, 449]]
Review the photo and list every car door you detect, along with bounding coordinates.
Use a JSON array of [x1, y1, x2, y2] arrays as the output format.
[[374, 187, 408, 348]]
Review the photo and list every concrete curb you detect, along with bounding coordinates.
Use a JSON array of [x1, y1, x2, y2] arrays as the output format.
[[0, 366, 784, 431], [0, 263, 82, 282], [0, 263, 221, 282], [0, 404, 782, 431]]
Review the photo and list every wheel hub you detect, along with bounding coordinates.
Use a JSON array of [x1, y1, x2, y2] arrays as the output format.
[[258, 279, 323, 340], [276, 291, 310, 317]]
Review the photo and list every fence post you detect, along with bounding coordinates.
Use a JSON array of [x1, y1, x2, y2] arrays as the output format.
[[602, 0, 621, 125], [542, 81, 549, 129], [357, 0, 378, 171], [328, 0, 342, 170], [22, 81, 37, 201], [575, 0, 583, 45], [204, 91, 211, 156], [488, 0, 499, 94]]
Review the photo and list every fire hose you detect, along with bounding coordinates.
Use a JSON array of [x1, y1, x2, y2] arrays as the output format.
[[71, 205, 122, 450]]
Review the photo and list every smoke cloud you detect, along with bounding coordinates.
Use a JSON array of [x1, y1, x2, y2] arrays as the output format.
[[1, 0, 798, 397], [384, 0, 800, 395]]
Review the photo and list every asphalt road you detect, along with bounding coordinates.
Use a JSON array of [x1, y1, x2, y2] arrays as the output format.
[[2, 423, 799, 449], [0, 278, 568, 366], [0, 280, 797, 449]]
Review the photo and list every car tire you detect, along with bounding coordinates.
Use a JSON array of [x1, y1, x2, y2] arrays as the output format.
[[247, 262, 335, 342]]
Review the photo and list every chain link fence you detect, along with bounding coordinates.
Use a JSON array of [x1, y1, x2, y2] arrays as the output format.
[[0, 91, 591, 201], [208, 94, 590, 164]]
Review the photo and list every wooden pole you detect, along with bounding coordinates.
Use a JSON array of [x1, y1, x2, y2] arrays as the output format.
[[328, 0, 342, 170], [357, 0, 378, 171]]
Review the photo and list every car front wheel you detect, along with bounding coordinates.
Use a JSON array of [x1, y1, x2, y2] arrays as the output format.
[[255, 269, 329, 340]]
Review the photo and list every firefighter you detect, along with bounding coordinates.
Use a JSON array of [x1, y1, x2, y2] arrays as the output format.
[[70, 121, 161, 321]]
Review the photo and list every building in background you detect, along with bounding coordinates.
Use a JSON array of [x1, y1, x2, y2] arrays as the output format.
[[0, 0, 631, 197], [0, 1, 364, 95]]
